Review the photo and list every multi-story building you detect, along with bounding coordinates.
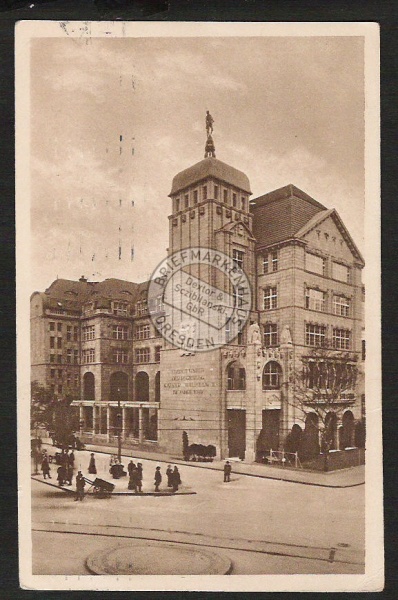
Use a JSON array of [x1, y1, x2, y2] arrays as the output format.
[[31, 141, 365, 461]]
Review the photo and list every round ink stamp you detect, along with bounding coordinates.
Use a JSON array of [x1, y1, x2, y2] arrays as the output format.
[[148, 247, 252, 352]]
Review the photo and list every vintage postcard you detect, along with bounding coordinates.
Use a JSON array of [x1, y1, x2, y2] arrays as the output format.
[[16, 21, 382, 591]]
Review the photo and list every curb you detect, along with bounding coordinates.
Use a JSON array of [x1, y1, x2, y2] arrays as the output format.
[[31, 476, 196, 496], [81, 445, 365, 489]]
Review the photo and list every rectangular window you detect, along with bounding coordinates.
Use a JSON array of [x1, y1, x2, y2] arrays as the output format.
[[57, 323, 62, 332], [271, 250, 278, 272], [305, 288, 326, 312], [82, 325, 95, 341], [50, 337, 55, 349], [233, 286, 246, 308], [50, 369, 55, 378], [214, 185, 219, 199], [232, 249, 244, 269], [193, 191, 198, 204], [175, 198, 180, 212], [305, 323, 326, 347], [50, 354, 55, 363], [263, 255, 269, 274], [185, 194, 189, 208], [112, 325, 128, 340], [67, 375, 71, 387], [332, 261, 350, 283], [135, 323, 150, 340], [135, 348, 150, 364], [113, 302, 128, 316], [57, 384, 62, 394], [232, 193, 237, 207], [135, 300, 148, 316], [263, 286, 278, 310], [73, 349, 79, 364], [58, 369, 62, 378], [332, 328, 351, 350], [264, 323, 278, 347], [223, 189, 228, 202], [57, 337, 62, 349], [67, 326, 72, 341], [66, 349, 72, 363], [333, 295, 350, 316], [362, 339, 366, 361], [241, 197, 246, 211], [49, 322, 55, 331], [57, 354, 63, 364], [82, 349, 95, 363], [155, 345, 161, 362], [306, 253, 325, 276], [73, 326, 78, 341], [203, 185, 207, 200], [113, 349, 128, 363]]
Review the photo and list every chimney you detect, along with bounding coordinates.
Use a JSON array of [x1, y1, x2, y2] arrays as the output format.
[[79, 275, 88, 283]]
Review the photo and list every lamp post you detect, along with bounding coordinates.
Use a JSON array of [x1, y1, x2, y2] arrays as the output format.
[[117, 387, 122, 463]]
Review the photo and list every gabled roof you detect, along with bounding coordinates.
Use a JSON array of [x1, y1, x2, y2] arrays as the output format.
[[170, 157, 251, 196], [295, 208, 365, 265], [251, 184, 327, 247], [215, 220, 255, 239]]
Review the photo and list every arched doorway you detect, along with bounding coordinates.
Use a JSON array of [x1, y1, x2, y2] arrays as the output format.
[[155, 371, 160, 402], [83, 372, 95, 401], [110, 371, 128, 401], [299, 413, 319, 460], [341, 410, 355, 449], [135, 371, 149, 402], [324, 412, 337, 451]]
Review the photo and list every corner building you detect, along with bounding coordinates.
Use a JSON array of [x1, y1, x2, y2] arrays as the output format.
[[31, 150, 365, 462]]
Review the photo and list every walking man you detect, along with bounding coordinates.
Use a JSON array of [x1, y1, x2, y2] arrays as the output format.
[[171, 466, 181, 492], [137, 463, 143, 493], [41, 455, 51, 479], [166, 464, 173, 487], [224, 461, 232, 482], [75, 471, 85, 501], [154, 466, 162, 492]]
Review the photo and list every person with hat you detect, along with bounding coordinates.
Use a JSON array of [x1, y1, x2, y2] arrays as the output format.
[[88, 453, 97, 475], [75, 471, 85, 501], [224, 461, 232, 482], [154, 466, 162, 492]]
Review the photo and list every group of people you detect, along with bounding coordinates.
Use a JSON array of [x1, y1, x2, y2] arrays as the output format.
[[165, 465, 182, 492], [40, 448, 75, 487], [127, 460, 143, 493]]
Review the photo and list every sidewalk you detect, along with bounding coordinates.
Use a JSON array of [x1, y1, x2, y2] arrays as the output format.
[[69, 441, 365, 488]]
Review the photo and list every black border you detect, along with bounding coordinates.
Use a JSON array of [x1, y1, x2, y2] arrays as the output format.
[[1, 1, 396, 598]]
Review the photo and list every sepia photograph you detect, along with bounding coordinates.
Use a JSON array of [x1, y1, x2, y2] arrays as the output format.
[[16, 21, 382, 591]]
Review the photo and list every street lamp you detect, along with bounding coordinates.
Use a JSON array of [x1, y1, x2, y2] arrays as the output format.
[[117, 386, 122, 463]]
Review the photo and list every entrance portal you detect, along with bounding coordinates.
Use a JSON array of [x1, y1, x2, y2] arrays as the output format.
[[227, 409, 246, 460]]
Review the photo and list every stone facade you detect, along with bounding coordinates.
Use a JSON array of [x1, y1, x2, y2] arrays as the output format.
[[31, 155, 365, 462]]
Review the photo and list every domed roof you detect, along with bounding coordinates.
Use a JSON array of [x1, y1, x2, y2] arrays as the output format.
[[169, 157, 251, 196]]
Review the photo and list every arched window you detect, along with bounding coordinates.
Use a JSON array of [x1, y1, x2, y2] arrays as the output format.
[[110, 371, 128, 401], [83, 372, 95, 401], [227, 361, 246, 390], [262, 361, 282, 390], [341, 410, 355, 449], [135, 371, 149, 402], [155, 371, 160, 402]]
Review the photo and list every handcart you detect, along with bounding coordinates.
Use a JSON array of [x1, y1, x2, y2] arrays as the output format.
[[84, 477, 115, 498]]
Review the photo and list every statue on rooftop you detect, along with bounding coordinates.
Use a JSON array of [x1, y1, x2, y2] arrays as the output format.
[[206, 110, 214, 136]]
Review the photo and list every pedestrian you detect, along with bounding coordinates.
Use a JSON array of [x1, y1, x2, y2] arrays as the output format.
[[127, 460, 135, 477], [132, 467, 141, 494], [41, 455, 51, 479], [128, 467, 136, 491], [75, 471, 85, 501], [68, 450, 75, 468], [166, 464, 173, 487], [66, 464, 74, 486], [224, 461, 232, 482], [154, 466, 162, 492], [88, 453, 97, 475], [137, 463, 143, 493], [171, 466, 181, 492], [57, 465, 66, 486]]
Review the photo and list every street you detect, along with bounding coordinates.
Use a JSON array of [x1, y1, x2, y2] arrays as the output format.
[[32, 448, 365, 575]]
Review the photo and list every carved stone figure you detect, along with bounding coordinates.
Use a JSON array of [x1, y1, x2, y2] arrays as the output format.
[[281, 324, 293, 346], [205, 110, 214, 135], [248, 322, 261, 345]]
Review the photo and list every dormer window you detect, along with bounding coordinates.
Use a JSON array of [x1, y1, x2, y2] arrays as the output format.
[[175, 198, 180, 212], [193, 191, 198, 204], [232, 193, 237, 208], [203, 185, 207, 200], [223, 189, 228, 202], [241, 197, 246, 211], [185, 194, 189, 208], [214, 185, 219, 199], [113, 301, 128, 316]]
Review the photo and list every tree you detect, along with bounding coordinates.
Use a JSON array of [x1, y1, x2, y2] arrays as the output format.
[[31, 382, 79, 448], [288, 347, 360, 471], [182, 430, 189, 460]]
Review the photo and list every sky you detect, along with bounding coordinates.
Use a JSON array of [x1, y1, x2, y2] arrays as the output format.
[[30, 35, 365, 292]]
